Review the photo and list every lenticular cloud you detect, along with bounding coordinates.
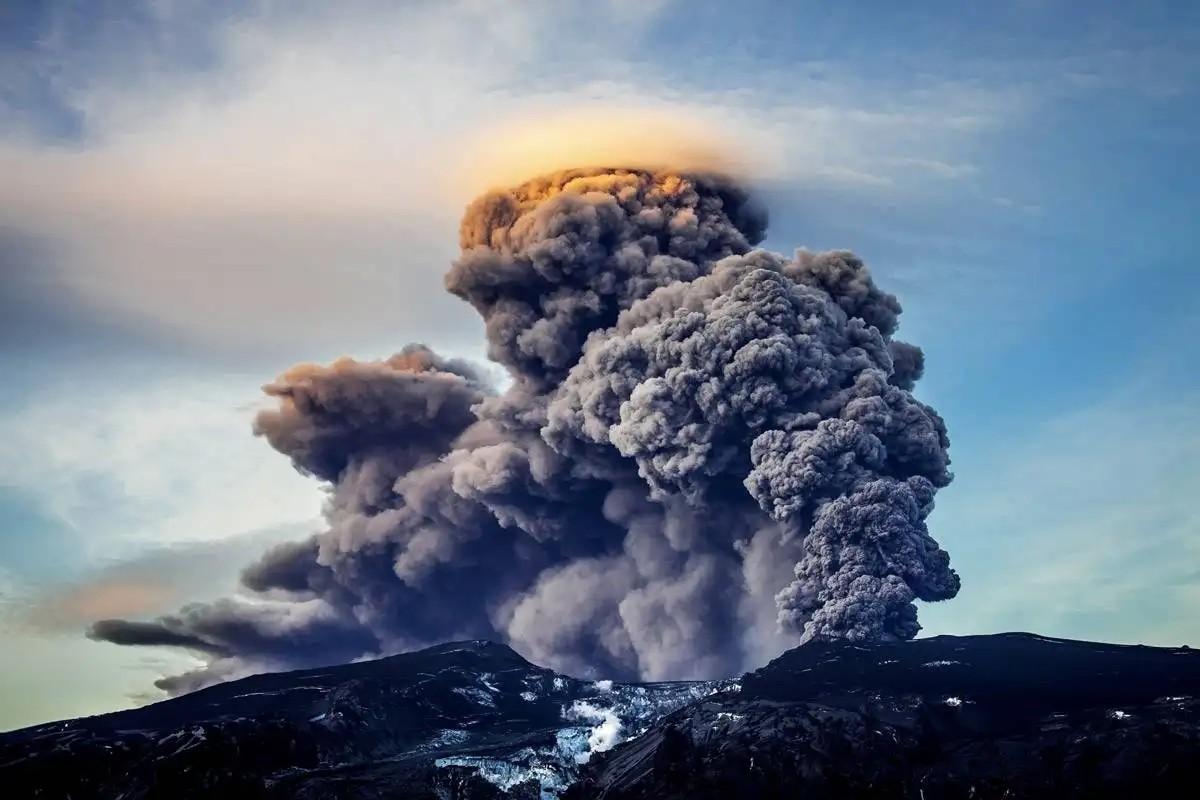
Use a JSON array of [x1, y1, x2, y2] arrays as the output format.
[[91, 168, 958, 691]]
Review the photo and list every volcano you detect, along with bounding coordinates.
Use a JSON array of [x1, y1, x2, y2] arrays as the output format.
[[3, 633, 1198, 798]]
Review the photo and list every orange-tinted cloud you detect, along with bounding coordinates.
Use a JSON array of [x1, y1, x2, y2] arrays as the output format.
[[24, 580, 174, 633]]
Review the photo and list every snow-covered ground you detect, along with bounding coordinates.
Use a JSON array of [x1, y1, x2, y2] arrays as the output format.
[[435, 677, 739, 798]]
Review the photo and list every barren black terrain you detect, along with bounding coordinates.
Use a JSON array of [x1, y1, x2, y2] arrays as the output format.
[[3, 634, 1198, 799]]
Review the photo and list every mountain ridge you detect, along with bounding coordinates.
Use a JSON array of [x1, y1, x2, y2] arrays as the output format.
[[3, 633, 1198, 798]]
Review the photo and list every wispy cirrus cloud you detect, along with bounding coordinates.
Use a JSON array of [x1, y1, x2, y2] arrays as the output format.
[[0, 375, 323, 560], [2, 522, 314, 635], [921, 369, 1200, 647], [0, 1, 1015, 357]]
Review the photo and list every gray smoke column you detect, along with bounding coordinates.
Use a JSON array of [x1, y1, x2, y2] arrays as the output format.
[[90, 167, 958, 690]]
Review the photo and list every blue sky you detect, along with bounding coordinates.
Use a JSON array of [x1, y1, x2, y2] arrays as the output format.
[[1, 0, 1197, 729]]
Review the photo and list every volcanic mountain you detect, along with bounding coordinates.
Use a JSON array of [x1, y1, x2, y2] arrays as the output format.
[[3, 634, 1198, 799]]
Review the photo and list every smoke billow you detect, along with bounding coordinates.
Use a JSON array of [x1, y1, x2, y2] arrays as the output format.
[[90, 167, 958, 689]]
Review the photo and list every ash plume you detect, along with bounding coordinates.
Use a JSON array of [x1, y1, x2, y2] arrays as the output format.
[[90, 167, 958, 689]]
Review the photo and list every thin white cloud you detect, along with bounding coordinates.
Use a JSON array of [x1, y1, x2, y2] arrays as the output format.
[[993, 196, 1043, 213], [0, 1, 1010, 354], [2, 522, 315, 636], [921, 374, 1200, 647], [888, 157, 979, 179], [0, 374, 323, 557]]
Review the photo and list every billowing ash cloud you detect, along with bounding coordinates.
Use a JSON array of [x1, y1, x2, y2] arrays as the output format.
[[90, 168, 957, 689]]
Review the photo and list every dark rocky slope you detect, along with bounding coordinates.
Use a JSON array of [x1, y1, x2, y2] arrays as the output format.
[[0, 640, 724, 799], [2, 634, 1198, 799], [566, 633, 1200, 799]]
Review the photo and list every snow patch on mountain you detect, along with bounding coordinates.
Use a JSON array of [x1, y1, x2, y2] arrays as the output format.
[[433, 677, 738, 797], [453, 686, 496, 706], [436, 750, 572, 800]]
